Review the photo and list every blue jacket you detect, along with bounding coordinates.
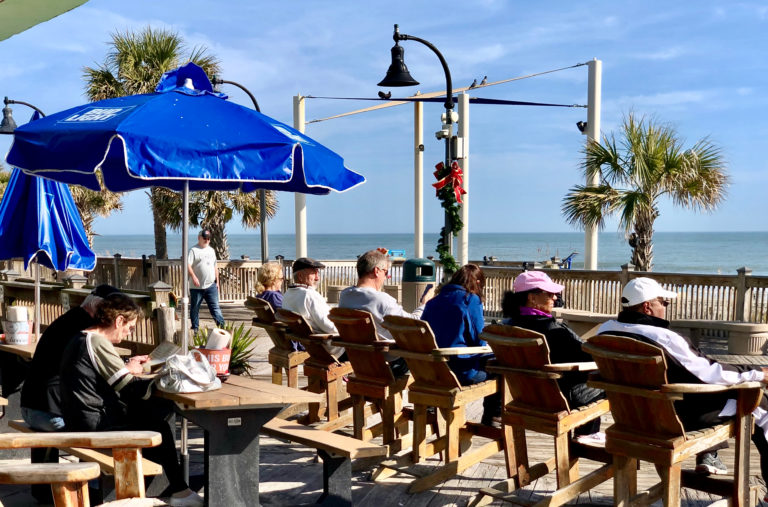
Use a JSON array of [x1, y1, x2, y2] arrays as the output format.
[[421, 284, 486, 384]]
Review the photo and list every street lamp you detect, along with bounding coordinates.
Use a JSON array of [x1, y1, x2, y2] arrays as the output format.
[[1, 96, 46, 134], [378, 24, 459, 270], [210, 77, 269, 264]]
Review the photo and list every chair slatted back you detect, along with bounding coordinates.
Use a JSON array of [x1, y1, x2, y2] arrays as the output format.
[[247, 297, 294, 352], [583, 334, 685, 439], [329, 308, 395, 386], [276, 308, 337, 364], [481, 324, 569, 413], [382, 315, 461, 390]]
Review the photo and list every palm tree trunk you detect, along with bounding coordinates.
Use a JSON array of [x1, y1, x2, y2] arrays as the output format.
[[631, 214, 655, 271], [150, 187, 168, 259], [203, 218, 229, 261]]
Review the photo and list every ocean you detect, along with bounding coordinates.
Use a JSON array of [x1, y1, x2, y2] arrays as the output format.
[[91, 231, 768, 276]]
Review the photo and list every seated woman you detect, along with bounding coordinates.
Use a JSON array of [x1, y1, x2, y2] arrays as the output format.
[[255, 262, 285, 310], [421, 264, 501, 426], [502, 270, 603, 436], [59, 293, 203, 507]]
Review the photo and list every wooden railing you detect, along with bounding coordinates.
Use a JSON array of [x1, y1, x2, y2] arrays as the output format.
[[3, 257, 766, 324]]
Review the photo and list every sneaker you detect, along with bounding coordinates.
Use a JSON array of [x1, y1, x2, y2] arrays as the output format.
[[574, 431, 606, 446], [169, 488, 204, 507], [480, 415, 502, 429], [695, 451, 727, 475]]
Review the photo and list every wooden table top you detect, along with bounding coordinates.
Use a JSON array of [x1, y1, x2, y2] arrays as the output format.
[[0, 341, 132, 360], [155, 375, 321, 410]]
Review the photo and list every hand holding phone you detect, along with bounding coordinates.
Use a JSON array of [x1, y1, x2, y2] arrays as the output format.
[[420, 283, 435, 304]]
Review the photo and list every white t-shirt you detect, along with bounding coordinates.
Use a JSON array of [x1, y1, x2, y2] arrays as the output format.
[[188, 244, 217, 290]]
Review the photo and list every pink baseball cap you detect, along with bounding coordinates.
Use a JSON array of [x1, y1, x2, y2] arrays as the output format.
[[513, 271, 564, 294]]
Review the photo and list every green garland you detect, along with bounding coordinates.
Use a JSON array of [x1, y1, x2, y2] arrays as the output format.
[[434, 161, 464, 275]]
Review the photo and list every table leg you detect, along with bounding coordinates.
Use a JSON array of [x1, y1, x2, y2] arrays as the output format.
[[180, 407, 283, 507]]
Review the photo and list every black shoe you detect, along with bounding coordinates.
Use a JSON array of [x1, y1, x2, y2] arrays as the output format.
[[695, 451, 727, 475], [481, 415, 502, 429]]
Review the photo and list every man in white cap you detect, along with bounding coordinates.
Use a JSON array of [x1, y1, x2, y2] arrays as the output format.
[[597, 277, 768, 480]]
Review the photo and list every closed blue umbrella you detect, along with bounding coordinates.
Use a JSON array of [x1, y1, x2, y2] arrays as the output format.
[[0, 167, 96, 340]]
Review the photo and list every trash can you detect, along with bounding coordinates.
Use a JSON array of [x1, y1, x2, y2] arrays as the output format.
[[401, 258, 436, 312]]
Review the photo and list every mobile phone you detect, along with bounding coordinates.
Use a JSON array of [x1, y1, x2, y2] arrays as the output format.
[[420, 283, 434, 301]]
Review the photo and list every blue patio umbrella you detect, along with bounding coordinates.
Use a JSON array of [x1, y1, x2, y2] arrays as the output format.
[[5, 62, 365, 348], [0, 166, 96, 339], [4, 62, 365, 476]]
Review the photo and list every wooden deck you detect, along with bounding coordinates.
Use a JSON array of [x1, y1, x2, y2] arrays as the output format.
[[2, 302, 768, 506]]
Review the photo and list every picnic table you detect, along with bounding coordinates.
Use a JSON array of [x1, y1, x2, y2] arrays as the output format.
[[155, 375, 321, 507]]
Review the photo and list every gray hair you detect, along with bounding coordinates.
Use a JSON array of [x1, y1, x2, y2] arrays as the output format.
[[356, 250, 389, 277]]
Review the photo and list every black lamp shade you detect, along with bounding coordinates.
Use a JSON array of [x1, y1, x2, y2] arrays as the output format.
[[378, 43, 419, 87], [0, 105, 17, 134]]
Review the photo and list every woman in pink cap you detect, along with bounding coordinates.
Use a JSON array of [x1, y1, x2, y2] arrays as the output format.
[[502, 270, 604, 436]]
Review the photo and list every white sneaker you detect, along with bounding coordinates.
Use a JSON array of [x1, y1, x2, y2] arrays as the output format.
[[574, 431, 606, 446], [168, 489, 204, 507]]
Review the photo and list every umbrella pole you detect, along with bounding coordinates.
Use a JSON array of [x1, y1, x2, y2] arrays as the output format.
[[180, 181, 190, 482], [260, 189, 268, 262], [34, 262, 41, 342]]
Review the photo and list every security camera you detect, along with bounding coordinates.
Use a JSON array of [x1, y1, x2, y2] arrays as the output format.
[[576, 121, 588, 134]]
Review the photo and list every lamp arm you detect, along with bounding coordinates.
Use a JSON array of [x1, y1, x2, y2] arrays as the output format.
[[210, 78, 261, 112], [4, 98, 46, 117], [394, 31, 453, 112]]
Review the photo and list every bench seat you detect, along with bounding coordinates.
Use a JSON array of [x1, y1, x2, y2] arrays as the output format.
[[5, 420, 162, 502], [263, 417, 387, 506]]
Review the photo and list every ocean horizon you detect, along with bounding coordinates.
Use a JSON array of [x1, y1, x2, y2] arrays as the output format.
[[91, 231, 768, 276]]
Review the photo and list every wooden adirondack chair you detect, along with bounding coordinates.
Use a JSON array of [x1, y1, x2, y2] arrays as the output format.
[[583, 334, 762, 507], [381, 315, 503, 493], [328, 308, 413, 454], [246, 296, 308, 388], [276, 308, 353, 428], [472, 324, 612, 506]]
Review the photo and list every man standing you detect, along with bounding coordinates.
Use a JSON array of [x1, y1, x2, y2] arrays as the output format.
[[188, 228, 225, 333], [282, 257, 342, 358], [597, 277, 768, 481]]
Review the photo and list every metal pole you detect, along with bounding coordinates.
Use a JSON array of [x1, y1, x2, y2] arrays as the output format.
[[584, 58, 602, 270], [293, 95, 308, 258], [34, 262, 40, 342], [259, 189, 268, 262], [180, 180, 190, 481], [458, 93, 470, 266], [414, 101, 424, 258]]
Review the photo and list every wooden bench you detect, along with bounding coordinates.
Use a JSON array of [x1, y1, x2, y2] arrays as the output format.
[[8, 420, 163, 502], [262, 417, 387, 506], [0, 429, 161, 506]]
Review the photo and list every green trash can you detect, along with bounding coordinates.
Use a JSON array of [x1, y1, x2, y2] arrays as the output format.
[[401, 258, 436, 312]]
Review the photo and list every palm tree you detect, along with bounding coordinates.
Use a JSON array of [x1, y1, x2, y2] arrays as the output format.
[[70, 182, 123, 245], [83, 26, 220, 259], [0, 164, 10, 202], [150, 187, 278, 260], [562, 113, 728, 271]]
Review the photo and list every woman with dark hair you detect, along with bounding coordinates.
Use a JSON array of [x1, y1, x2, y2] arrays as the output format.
[[502, 271, 603, 436], [60, 293, 203, 506], [422, 264, 500, 426]]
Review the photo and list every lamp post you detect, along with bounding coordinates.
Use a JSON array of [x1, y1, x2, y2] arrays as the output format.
[[0, 97, 46, 342], [211, 77, 270, 264], [378, 24, 459, 272]]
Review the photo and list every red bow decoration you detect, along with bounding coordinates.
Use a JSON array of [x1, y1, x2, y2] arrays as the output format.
[[432, 161, 467, 204]]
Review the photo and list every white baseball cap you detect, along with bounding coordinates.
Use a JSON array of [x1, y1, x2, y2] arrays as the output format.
[[621, 277, 678, 307]]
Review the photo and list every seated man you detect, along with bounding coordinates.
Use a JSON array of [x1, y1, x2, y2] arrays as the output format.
[[597, 277, 768, 481], [338, 249, 434, 376], [282, 257, 343, 359], [20, 284, 121, 431]]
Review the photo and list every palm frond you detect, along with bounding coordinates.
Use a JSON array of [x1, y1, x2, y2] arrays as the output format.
[[561, 184, 621, 230]]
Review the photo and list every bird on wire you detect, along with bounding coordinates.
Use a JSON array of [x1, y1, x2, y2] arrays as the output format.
[[480, 75, 487, 85], [468, 79, 477, 88], [378, 90, 392, 99]]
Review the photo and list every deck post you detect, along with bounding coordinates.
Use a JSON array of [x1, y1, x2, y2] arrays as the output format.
[[735, 267, 752, 322]]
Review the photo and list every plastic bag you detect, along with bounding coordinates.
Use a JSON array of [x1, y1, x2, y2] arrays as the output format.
[[155, 349, 222, 393]]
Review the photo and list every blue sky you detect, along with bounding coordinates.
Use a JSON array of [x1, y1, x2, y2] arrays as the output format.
[[1, 1, 766, 237]]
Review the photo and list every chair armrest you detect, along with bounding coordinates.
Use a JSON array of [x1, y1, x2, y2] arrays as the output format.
[[660, 381, 762, 394], [0, 431, 162, 450], [332, 340, 390, 352], [433, 345, 492, 357], [487, 364, 560, 380], [543, 361, 598, 372], [308, 333, 336, 341]]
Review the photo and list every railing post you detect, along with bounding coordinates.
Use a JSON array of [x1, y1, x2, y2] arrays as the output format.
[[735, 267, 752, 322], [113, 253, 122, 288], [149, 281, 176, 344], [62, 274, 88, 313], [149, 255, 158, 284]]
